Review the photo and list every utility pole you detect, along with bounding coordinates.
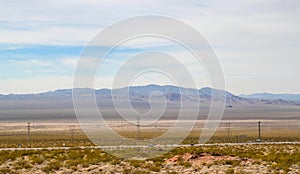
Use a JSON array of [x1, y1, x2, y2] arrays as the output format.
[[257, 121, 261, 142], [136, 117, 141, 140], [225, 122, 231, 143], [70, 125, 75, 143], [27, 122, 31, 144]]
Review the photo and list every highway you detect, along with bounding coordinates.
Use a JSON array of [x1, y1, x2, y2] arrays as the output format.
[[0, 142, 299, 151]]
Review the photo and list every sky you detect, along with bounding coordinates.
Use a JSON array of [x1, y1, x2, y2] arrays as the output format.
[[0, 0, 299, 94]]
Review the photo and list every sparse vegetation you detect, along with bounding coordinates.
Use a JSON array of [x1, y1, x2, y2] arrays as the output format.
[[0, 144, 298, 173]]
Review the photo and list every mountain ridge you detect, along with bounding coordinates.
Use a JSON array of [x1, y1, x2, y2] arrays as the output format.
[[1, 84, 300, 105], [239, 93, 300, 102]]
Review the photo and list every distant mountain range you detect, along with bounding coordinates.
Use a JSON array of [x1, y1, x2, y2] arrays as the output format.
[[1, 84, 300, 106], [239, 93, 300, 102]]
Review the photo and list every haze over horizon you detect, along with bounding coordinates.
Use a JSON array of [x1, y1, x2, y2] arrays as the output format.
[[1, 0, 300, 94]]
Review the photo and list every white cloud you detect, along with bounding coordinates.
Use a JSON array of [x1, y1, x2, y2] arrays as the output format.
[[60, 57, 79, 68], [0, 76, 74, 94], [0, 0, 300, 94], [6, 59, 54, 67]]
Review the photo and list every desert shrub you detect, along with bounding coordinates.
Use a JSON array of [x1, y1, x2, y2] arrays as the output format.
[[172, 155, 192, 168], [149, 165, 161, 172], [132, 169, 149, 174], [67, 149, 85, 160], [98, 152, 116, 162], [181, 161, 192, 168], [123, 168, 132, 174], [235, 169, 250, 174], [205, 162, 213, 168], [213, 160, 224, 165], [0, 151, 21, 163], [18, 150, 39, 156], [13, 160, 32, 170], [65, 159, 83, 167], [263, 151, 300, 172], [170, 147, 194, 156], [168, 172, 178, 174], [42, 160, 62, 172], [111, 159, 121, 165], [150, 156, 165, 164], [84, 150, 101, 165], [225, 160, 240, 167], [129, 160, 143, 168], [30, 155, 44, 164], [144, 163, 160, 172], [225, 168, 235, 174], [0, 167, 18, 174]]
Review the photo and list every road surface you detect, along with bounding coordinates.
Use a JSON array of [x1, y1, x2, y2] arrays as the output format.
[[0, 142, 299, 151]]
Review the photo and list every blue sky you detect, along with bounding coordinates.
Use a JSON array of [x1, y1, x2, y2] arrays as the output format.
[[0, 0, 300, 94]]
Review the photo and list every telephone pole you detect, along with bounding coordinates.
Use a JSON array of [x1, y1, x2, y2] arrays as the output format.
[[70, 125, 75, 143], [257, 121, 261, 142], [27, 122, 31, 144], [136, 117, 141, 140], [225, 122, 231, 143]]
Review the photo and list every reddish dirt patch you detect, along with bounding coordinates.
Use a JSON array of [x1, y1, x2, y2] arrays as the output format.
[[166, 152, 239, 165]]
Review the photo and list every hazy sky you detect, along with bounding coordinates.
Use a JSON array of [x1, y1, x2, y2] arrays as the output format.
[[0, 0, 299, 94]]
